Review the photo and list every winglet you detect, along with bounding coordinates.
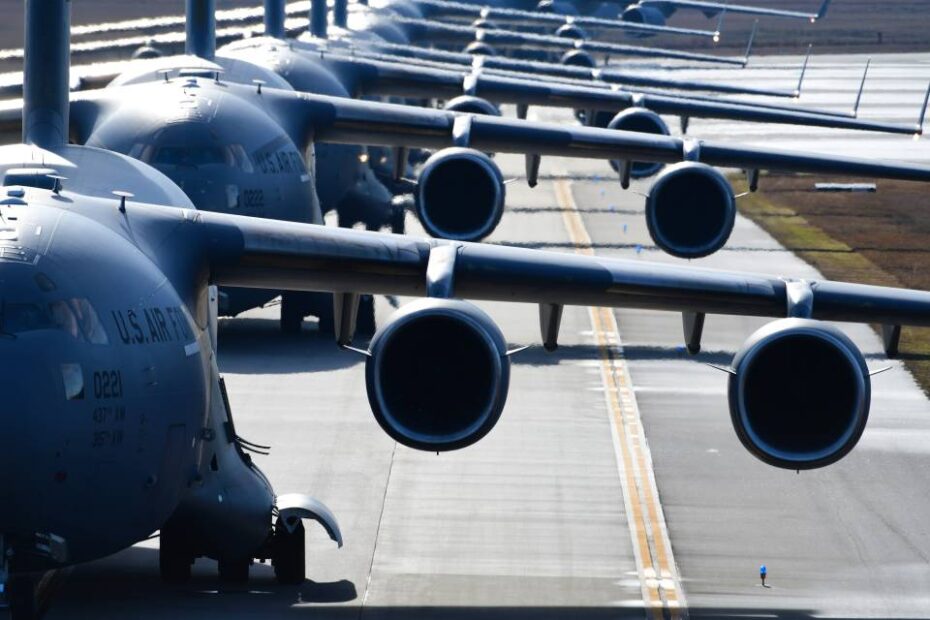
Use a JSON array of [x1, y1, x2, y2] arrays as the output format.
[[814, 0, 832, 21], [852, 58, 870, 118], [916, 80, 930, 136], [742, 20, 758, 67], [795, 44, 812, 98], [712, 2, 727, 43]]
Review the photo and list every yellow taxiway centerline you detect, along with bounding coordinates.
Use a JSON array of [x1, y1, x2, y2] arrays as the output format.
[[554, 178, 685, 620]]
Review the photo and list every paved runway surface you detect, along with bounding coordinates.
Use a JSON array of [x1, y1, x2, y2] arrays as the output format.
[[41, 52, 930, 618]]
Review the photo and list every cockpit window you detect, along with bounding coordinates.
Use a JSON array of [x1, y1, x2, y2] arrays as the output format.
[[152, 146, 227, 167], [1, 298, 109, 344], [133, 143, 255, 172]]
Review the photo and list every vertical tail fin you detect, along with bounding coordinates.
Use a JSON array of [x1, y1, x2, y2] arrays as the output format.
[[334, 0, 348, 28], [23, 0, 71, 149], [814, 0, 832, 21], [852, 58, 870, 117], [265, 0, 286, 38], [186, 0, 216, 60], [795, 44, 812, 97], [310, 0, 328, 38]]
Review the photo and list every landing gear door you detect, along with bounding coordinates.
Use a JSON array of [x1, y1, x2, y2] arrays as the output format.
[[277, 494, 343, 547]]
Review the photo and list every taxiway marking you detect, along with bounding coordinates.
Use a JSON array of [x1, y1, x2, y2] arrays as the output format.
[[554, 178, 685, 620]]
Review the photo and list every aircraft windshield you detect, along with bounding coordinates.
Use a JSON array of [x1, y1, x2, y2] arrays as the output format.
[[1, 298, 108, 344]]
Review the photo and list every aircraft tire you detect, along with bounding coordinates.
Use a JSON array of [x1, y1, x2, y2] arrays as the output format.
[[159, 522, 193, 585], [272, 518, 305, 585], [217, 559, 250, 584], [280, 294, 306, 335], [6, 574, 37, 620], [357, 295, 376, 337], [390, 205, 406, 234]]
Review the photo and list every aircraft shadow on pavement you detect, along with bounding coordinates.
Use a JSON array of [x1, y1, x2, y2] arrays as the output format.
[[217, 318, 362, 375]]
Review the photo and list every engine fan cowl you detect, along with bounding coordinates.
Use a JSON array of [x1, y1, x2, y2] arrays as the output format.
[[560, 49, 597, 68], [729, 319, 871, 470], [606, 108, 670, 179], [622, 3, 668, 25], [645, 162, 736, 258], [415, 147, 505, 241], [443, 95, 501, 117], [555, 23, 588, 39], [464, 41, 498, 57], [366, 299, 511, 452]]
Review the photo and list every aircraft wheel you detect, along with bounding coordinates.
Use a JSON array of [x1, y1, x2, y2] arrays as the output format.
[[217, 559, 250, 584], [280, 294, 305, 335], [390, 205, 406, 235], [272, 518, 305, 585], [357, 295, 376, 337], [6, 574, 37, 620], [159, 522, 193, 585]]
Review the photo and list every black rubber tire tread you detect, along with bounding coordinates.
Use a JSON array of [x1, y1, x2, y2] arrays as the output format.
[[273, 518, 306, 585], [7, 574, 37, 620], [217, 558, 250, 584], [159, 521, 194, 585]]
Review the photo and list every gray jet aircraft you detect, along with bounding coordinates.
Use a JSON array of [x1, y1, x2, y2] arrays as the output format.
[[4, 1, 930, 617]]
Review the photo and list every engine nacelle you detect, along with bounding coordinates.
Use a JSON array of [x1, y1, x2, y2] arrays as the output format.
[[555, 23, 588, 39], [471, 17, 498, 30], [645, 162, 735, 258], [560, 49, 597, 68], [442, 95, 501, 117], [381, 0, 426, 19], [606, 108, 670, 179], [536, 0, 579, 15], [463, 41, 498, 57], [728, 319, 871, 470], [415, 147, 505, 241], [366, 299, 511, 452], [621, 3, 668, 25]]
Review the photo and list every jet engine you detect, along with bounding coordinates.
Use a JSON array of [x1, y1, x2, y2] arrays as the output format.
[[606, 108, 671, 179], [464, 41, 498, 57], [728, 319, 871, 470], [366, 299, 511, 452], [442, 95, 502, 117], [414, 147, 506, 241], [621, 3, 668, 25], [555, 23, 588, 40], [644, 162, 735, 258], [560, 49, 597, 68]]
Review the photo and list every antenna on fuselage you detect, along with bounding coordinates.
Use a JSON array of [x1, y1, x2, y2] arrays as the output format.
[[265, 0, 287, 38], [23, 0, 70, 149], [186, 0, 216, 60]]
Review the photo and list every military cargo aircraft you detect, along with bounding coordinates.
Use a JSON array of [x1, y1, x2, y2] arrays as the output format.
[[5, 1, 930, 617]]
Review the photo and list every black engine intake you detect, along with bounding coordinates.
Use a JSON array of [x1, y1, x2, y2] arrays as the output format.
[[606, 108, 670, 179], [728, 319, 871, 470], [415, 147, 505, 241], [621, 3, 668, 25], [443, 96, 501, 117], [560, 49, 597, 69], [366, 299, 511, 452], [645, 162, 736, 258]]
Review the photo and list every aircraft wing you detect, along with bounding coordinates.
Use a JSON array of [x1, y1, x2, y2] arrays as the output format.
[[644, 0, 830, 21], [266, 90, 930, 182], [391, 17, 748, 66], [328, 55, 918, 135], [407, 0, 718, 38], [193, 207, 930, 330]]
